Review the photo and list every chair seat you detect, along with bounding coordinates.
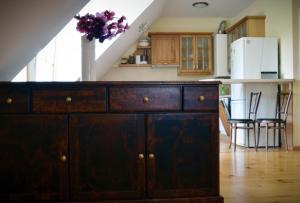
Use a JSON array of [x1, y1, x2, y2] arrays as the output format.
[[228, 118, 254, 123], [256, 118, 285, 123]]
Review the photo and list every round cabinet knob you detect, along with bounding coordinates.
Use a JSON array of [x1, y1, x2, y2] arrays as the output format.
[[66, 96, 72, 103], [138, 153, 145, 160], [198, 95, 205, 102], [143, 96, 149, 103], [148, 153, 155, 159], [60, 155, 67, 162], [6, 98, 13, 104]]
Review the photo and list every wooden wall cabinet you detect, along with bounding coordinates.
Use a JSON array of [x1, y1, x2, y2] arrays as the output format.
[[150, 33, 179, 65], [225, 16, 266, 72], [0, 82, 223, 203], [178, 33, 213, 75]]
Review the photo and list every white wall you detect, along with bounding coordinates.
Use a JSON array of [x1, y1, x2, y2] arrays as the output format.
[[293, 0, 300, 147], [148, 17, 228, 32], [229, 0, 294, 79], [101, 66, 209, 81], [0, 0, 90, 81]]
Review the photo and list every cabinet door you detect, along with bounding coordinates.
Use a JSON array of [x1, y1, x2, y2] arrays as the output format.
[[147, 113, 219, 198], [180, 35, 195, 70], [196, 35, 212, 73], [70, 114, 145, 200], [151, 35, 179, 65], [179, 34, 213, 75], [0, 115, 68, 201]]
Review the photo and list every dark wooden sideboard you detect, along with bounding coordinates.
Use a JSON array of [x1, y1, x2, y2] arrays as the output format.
[[0, 81, 223, 203]]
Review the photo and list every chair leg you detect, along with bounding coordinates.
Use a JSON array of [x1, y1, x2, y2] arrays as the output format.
[[284, 125, 288, 151], [247, 123, 250, 149], [266, 123, 269, 151], [229, 124, 233, 149], [257, 123, 261, 148], [234, 124, 237, 152], [273, 123, 276, 148], [253, 123, 257, 151]]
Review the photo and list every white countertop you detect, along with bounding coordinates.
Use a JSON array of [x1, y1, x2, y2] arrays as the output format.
[[199, 78, 294, 84]]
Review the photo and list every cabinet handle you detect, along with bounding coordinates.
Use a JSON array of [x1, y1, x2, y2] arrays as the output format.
[[148, 153, 155, 159], [60, 155, 67, 162], [138, 153, 145, 160], [163, 62, 168, 65], [6, 97, 13, 104], [198, 95, 205, 102], [143, 96, 149, 103], [66, 96, 72, 103]]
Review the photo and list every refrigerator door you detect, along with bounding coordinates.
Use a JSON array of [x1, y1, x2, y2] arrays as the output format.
[[243, 38, 263, 79], [231, 100, 246, 146], [260, 37, 278, 72], [231, 84, 245, 100], [230, 38, 244, 79]]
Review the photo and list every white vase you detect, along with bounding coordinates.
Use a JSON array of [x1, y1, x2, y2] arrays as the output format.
[[81, 37, 96, 81]]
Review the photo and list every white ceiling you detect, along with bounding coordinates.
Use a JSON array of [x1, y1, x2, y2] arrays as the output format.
[[162, 0, 256, 17]]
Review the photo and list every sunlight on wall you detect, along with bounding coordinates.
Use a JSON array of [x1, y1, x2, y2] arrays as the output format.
[[12, 66, 27, 82], [78, 0, 154, 59], [34, 19, 81, 81]]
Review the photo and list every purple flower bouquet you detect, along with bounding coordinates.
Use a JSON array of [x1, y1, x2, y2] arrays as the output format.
[[75, 10, 129, 43]]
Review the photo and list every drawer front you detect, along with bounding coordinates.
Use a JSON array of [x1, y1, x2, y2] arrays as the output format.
[[183, 86, 218, 111], [0, 88, 29, 113], [109, 87, 181, 112], [32, 87, 106, 113]]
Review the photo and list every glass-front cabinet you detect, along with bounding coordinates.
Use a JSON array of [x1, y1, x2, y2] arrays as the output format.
[[179, 33, 213, 75]]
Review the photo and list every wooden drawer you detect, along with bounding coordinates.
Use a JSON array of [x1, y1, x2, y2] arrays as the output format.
[[183, 86, 218, 111], [32, 87, 106, 113], [0, 88, 29, 113], [109, 87, 181, 112]]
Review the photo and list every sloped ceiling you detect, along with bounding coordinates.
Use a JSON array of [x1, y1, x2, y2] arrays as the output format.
[[0, 0, 90, 81]]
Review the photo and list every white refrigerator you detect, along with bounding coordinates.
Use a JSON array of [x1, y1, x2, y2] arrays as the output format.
[[230, 37, 279, 147]]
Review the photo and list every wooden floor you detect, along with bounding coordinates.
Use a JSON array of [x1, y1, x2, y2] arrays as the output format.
[[220, 134, 300, 203]]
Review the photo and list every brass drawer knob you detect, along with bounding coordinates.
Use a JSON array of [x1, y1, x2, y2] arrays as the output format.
[[6, 98, 13, 104], [198, 95, 205, 102], [138, 153, 144, 160], [148, 153, 155, 159], [66, 96, 72, 103], [143, 96, 149, 103], [60, 155, 67, 162]]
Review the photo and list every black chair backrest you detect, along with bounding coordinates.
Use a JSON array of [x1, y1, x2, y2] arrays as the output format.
[[275, 91, 292, 122], [248, 92, 262, 120]]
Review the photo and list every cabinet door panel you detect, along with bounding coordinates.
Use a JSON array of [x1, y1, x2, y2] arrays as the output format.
[[147, 113, 219, 198], [70, 114, 145, 200], [32, 87, 106, 113], [0, 87, 29, 113], [180, 35, 195, 70], [151, 35, 179, 65], [0, 115, 68, 201]]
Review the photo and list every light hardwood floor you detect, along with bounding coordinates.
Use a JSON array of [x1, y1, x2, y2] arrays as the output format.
[[220, 134, 300, 203]]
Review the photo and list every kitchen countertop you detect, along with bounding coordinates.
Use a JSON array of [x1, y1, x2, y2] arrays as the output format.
[[199, 78, 294, 84]]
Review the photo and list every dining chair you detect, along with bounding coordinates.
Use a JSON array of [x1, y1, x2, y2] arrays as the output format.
[[256, 91, 292, 151], [228, 92, 262, 152]]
